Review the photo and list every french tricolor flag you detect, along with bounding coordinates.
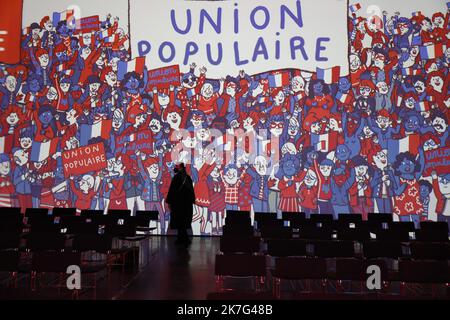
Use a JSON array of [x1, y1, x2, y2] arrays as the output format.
[[401, 68, 421, 76], [316, 66, 340, 84], [387, 134, 421, 162], [412, 11, 422, 17], [117, 56, 146, 80], [311, 132, 338, 152], [335, 91, 352, 104], [349, 3, 361, 13], [268, 72, 290, 88], [80, 119, 112, 146], [415, 101, 430, 112], [57, 64, 75, 77], [0, 135, 14, 154], [420, 44, 446, 60], [186, 88, 196, 99], [258, 95, 271, 104], [99, 28, 114, 39], [30, 139, 59, 162], [52, 10, 75, 26]]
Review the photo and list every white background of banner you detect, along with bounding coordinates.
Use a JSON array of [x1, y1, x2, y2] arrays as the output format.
[[130, 0, 349, 77]]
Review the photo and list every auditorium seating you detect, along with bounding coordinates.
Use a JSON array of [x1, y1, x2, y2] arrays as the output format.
[[0, 207, 159, 297], [213, 210, 450, 299]]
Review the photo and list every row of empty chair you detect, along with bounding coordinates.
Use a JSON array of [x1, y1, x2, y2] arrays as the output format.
[[211, 211, 450, 299]]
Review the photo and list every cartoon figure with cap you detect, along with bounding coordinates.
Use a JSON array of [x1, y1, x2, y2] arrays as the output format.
[[431, 170, 450, 231], [69, 174, 101, 214], [176, 62, 207, 112]]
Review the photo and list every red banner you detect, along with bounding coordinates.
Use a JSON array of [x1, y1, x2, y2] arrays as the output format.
[[147, 65, 180, 90], [0, 0, 23, 64], [423, 146, 450, 177], [76, 15, 100, 33], [62, 143, 107, 178], [115, 129, 153, 155]]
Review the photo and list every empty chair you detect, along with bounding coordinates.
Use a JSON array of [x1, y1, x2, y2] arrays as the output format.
[[272, 257, 327, 297], [225, 210, 250, 219], [225, 215, 251, 227], [222, 224, 254, 236], [72, 234, 113, 254], [410, 242, 450, 261], [0, 207, 21, 218], [368, 213, 392, 223], [415, 229, 449, 242], [282, 212, 306, 221], [259, 226, 292, 239], [399, 260, 449, 295], [313, 240, 355, 258], [220, 236, 261, 254], [255, 219, 284, 229], [215, 254, 266, 291], [29, 216, 62, 233], [362, 241, 403, 259], [332, 258, 388, 292], [338, 214, 362, 223], [309, 214, 334, 223], [0, 251, 20, 282], [376, 229, 410, 242], [25, 208, 49, 217], [420, 221, 449, 233], [107, 209, 131, 218], [389, 221, 415, 232], [266, 239, 307, 257], [26, 233, 67, 252], [336, 224, 370, 241], [0, 215, 23, 233], [255, 212, 277, 220], [80, 210, 104, 218], [298, 226, 333, 240], [52, 208, 76, 217], [135, 210, 158, 232], [0, 232, 21, 250]]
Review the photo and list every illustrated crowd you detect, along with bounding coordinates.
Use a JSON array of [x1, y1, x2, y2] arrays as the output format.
[[0, 6, 449, 235]]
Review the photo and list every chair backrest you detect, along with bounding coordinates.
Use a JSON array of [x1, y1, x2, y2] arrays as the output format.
[[0, 218, 23, 233], [215, 254, 266, 277], [260, 226, 293, 239], [419, 221, 449, 233], [368, 213, 392, 223], [298, 226, 333, 240], [26, 233, 66, 252], [282, 212, 306, 221], [362, 241, 403, 259], [25, 208, 49, 218], [220, 236, 261, 254], [389, 221, 415, 232], [62, 217, 101, 235], [338, 214, 362, 223], [376, 229, 411, 242], [273, 257, 327, 279], [0, 207, 21, 218], [410, 242, 450, 260], [399, 260, 449, 283], [313, 240, 355, 258], [226, 210, 250, 219], [80, 210, 104, 218], [29, 216, 62, 233], [336, 258, 388, 281], [107, 209, 131, 218], [224, 215, 251, 227], [266, 239, 307, 257], [52, 208, 76, 217], [0, 233, 21, 250], [255, 219, 284, 229], [72, 234, 113, 253], [0, 250, 20, 272], [222, 224, 254, 237], [415, 229, 449, 242], [254, 212, 277, 221], [309, 214, 334, 223], [336, 225, 370, 241], [32, 251, 81, 273]]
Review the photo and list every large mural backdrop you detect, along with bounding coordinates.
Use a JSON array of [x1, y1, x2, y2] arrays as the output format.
[[0, 0, 449, 235]]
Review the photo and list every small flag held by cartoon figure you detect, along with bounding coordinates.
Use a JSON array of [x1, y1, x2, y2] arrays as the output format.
[[268, 72, 290, 88], [316, 66, 341, 84], [117, 56, 146, 80], [419, 44, 446, 60], [349, 3, 362, 13], [80, 119, 112, 146], [30, 139, 59, 162], [52, 10, 75, 26]]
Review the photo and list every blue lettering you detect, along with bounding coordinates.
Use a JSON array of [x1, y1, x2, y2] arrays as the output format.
[[171, 9, 192, 34]]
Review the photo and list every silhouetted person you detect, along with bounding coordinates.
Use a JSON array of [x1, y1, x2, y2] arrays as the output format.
[[166, 163, 195, 246]]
